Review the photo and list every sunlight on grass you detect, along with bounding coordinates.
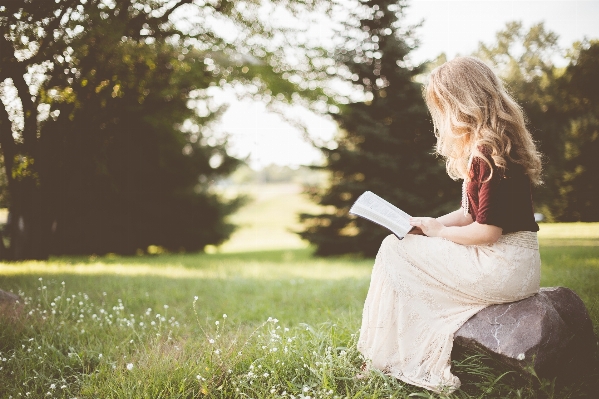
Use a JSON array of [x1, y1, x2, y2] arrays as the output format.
[[218, 183, 322, 253], [0, 256, 370, 281], [538, 222, 599, 246]]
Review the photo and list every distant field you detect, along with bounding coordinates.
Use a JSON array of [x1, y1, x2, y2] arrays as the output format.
[[217, 183, 323, 253], [0, 183, 597, 398]]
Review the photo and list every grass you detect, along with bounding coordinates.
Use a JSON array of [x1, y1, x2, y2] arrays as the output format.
[[0, 183, 598, 398]]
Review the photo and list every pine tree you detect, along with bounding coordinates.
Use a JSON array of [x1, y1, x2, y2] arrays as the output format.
[[300, 0, 459, 256]]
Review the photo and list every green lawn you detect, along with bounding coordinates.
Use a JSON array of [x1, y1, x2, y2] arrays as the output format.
[[0, 184, 598, 398]]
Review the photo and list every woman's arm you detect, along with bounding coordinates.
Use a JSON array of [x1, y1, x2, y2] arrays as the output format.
[[409, 217, 502, 246], [436, 208, 473, 227], [408, 208, 473, 236]]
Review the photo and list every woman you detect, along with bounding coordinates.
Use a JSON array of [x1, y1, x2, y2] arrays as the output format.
[[357, 56, 543, 393]]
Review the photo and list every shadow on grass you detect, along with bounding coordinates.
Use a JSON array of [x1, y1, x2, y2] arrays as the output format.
[[453, 348, 599, 399]]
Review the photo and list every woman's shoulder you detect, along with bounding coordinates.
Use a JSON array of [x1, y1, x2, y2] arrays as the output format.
[[469, 146, 495, 181], [471, 145, 526, 182]]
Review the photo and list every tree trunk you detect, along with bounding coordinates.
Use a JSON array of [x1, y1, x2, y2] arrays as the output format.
[[8, 182, 49, 261]]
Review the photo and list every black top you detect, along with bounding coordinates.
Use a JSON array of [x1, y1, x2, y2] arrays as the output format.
[[464, 152, 539, 234]]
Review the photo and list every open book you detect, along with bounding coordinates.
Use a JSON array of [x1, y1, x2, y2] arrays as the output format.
[[349, 191, 413, 239]]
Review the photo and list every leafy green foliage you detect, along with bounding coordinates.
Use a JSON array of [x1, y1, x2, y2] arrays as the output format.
[[476, 23, 599, 222], [40, 37, 244, 254], [556, 41, 599, 221], [300, 1, 459, 256], [0, 0, 332, 258]]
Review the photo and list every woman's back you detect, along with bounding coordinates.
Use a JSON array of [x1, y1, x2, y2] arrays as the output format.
[[465, 151, 539, 234]]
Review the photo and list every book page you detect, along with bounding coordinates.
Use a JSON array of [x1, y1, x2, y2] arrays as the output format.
[[349, 191, 412, 238]]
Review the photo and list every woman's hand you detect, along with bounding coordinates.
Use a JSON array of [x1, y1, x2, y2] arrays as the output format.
[[407, 226, 425, 235], [409, 217, 445, 238]]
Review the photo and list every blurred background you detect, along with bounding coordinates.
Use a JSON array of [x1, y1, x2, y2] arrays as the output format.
[[1, 0, 598, 260]]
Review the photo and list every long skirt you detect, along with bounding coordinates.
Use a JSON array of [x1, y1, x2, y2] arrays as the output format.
[[357, 231, 541, 393]]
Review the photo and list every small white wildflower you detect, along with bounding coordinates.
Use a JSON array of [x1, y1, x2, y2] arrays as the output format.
[[50, 384, 56, 389], [214, 349, 220, 355], [126, 363, 134, 370], [517, 353, 525, 360], [263, 372, 269, 377], [98, 354, 103, 359], [223, 314, 227, 318], [215, 321, 219, 325], [209, 339, 215, 344], [284, 327, 289, 332], [60, 385, 67, 389], [163, 305, 169, 309]]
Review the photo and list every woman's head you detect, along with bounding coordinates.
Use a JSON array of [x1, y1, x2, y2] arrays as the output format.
[[424, 56, 542, 185]]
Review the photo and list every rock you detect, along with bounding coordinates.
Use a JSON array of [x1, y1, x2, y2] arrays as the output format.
[[0, 289, 19, 303], [453, 287, 598, 381], [0, 289, 22, 316]]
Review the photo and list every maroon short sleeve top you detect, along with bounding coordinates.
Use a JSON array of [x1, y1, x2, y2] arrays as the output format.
[[463, 152, 539, 233]]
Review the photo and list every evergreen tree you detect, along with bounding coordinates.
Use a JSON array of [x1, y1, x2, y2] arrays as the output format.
[[300, 0, 459, 257], [40, 39, 244, 255]]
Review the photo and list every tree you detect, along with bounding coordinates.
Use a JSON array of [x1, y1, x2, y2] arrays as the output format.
[[476, 23, 599, 221], [0, 0, 331, 259], [475, 21, 567, 220], [41, 36, 247, 255], [299, 0, 459, 257], [557, 41, 599, 221]]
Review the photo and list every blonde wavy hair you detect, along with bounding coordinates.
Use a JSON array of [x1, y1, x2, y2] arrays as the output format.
[[424, 56, 542, 185]]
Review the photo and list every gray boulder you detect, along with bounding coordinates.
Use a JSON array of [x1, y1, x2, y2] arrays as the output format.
[[0, 289, 21, 315], [453, 287, 598, 380]]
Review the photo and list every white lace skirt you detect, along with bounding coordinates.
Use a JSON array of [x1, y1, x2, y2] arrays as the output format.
[[358, 232, 541, 393]]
